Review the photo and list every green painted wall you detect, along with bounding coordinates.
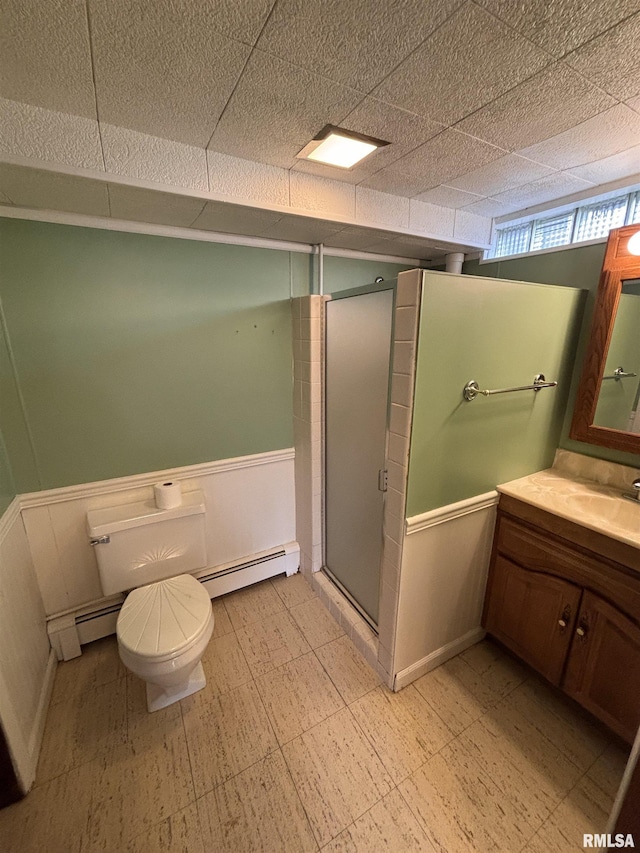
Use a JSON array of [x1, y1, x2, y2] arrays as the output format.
[[323, 256, 415, 294], [0, 429, 15, 516], [465, 244, 640, 469], [406, 271, 585, 516], [0, 219, 301, 491]]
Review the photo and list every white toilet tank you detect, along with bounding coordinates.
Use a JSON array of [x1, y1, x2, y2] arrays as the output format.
[[87, 491, 207, 596]]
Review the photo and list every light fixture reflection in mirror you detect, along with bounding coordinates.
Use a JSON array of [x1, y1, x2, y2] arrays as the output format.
[[628, 230, 640, 256]]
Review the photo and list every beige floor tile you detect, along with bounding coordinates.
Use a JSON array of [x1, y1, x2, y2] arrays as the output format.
[[197, 750, 318, 852], [586, 740, 630, 801], [350, 685, 454, 785], [125, 804, 204, 853], [505, 676, 610, 771], [527, 775, 613, 852], [282, 706, 394, 847], [223, 579, 285, 630], [290, 597, 344, 649], [399, 739, 532, 853], [256, 651, 344, 744], [82, 713, 194, 851], [457, 707, 581, 832], [50, 635, 126, 705], [272, 571, 316, 609], [0, 761, 95, 853], [198, 631, 252, 697], [323, 788, 436, 853], [182, 680, 278, 796], [236, 609, 311, 677], [315, 635, 380, 704], [460, 639, 530, 697], [36, 677, 127, 785], [413, 656, 502, 735], [211, 597, 234, 638]]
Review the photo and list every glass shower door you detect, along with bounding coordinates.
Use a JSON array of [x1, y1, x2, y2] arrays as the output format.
[[324, 287, 394, 627]]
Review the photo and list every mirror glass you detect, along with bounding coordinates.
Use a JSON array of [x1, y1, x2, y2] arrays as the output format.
[[570, 224, 640, 454], [593, 278, 640, 432]]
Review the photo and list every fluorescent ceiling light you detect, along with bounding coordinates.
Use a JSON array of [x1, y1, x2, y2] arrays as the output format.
[[297, 125, 389, 170]]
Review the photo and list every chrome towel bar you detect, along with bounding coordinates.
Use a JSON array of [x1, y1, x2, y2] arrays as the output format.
[[602, 366, 638, 381], [463, 374, 558, 402]]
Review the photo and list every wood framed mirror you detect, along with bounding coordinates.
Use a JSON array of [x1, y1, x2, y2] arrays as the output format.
[[570, 224, 640, 453]]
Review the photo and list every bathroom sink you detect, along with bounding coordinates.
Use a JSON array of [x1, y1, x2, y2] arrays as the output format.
[[564, 492, 640, 532]]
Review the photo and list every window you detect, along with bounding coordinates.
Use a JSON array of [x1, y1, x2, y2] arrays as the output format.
[[488, 187, 640, 259]]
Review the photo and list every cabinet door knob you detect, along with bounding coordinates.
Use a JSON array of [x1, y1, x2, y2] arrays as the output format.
[[576, 626, 585, 636], [558, 619, 567, 628], [558, 605, 572, 630]]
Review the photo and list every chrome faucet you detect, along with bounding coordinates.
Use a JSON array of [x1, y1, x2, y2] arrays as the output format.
[[622, 477, 640, 502]]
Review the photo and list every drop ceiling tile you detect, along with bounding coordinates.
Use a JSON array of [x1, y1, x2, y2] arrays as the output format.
[[456, 63, 616, 152], [453, 209, 492, 245], [462, 197, 520, 218], [206, 49, 363, 169], [373, 2, 550, 126], [101, 125, 208, 191], [475, 0, 639, 57], [194, 0, 276, 45], [0, 0, 96, 117], [290, 172, 355, 219], [448, 154, 556, 196], [409, 200, 455, 237], [358, 238, 426, 258], [261, 215, 345, 245], [108, 184, 207, 227], [564, 12, 640, 101], [0, 164, 109, 216], [413, 186, 484, 208], [518, 105, 640, 171], [628, 96, 640, 114], [207, 151, 290, 207], [322, 227, 398, 251], [358, 167, 428, 198], [0, 190, 11, 205], [191, 201, 283, 236], [369, 129, 506, 192], [0, 98, 103, 170], [491, 172, 595, 211], [256, 0, 463, 91], [88, 0, 250, 147], [566, 145, 640, 186], [356, 187, 410, 229], [290, 159, 373, 185], [339, 98, 445, 170]]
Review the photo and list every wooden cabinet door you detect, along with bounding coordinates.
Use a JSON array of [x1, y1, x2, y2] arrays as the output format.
[[563, 591, 640, 744], [484, 555, 582, 685]]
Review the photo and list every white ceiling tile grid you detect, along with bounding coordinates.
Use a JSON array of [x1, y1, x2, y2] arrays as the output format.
[[409, 199, 456, 236], [2, 0, 640, 246]]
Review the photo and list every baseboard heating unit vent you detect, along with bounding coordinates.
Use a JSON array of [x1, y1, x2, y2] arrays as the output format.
[[47, 541, 300, 660]]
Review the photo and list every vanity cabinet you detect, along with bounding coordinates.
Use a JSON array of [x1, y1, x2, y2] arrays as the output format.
[[484, 495, 640, 743]]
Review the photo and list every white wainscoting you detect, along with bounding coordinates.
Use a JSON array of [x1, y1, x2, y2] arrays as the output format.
[[393, 491, 498, 691], [19, 450, 296, 655], [0, 498, 55, 792]]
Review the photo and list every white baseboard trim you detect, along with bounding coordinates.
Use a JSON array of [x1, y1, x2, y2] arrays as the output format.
[[19, 448, 295, 508], [406, 491, 498, 536], [393, 627, 486, 691], [0, 497, 21, 543], [26, 650, 56, 779]]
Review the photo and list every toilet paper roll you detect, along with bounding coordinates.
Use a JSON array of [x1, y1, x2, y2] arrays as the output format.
[[154, 480, 182, 510]]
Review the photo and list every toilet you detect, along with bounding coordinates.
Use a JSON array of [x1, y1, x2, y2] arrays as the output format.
[[87, 490, 213, 712]]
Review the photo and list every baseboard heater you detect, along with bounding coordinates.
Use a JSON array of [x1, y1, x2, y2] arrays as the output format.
[[48, 541, 300, 660]]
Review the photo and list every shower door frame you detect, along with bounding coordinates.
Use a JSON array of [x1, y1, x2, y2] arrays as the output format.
[[322, 282, 395, 631]]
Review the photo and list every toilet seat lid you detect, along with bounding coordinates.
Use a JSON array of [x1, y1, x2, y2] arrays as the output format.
[[117, 574, 212, 659]]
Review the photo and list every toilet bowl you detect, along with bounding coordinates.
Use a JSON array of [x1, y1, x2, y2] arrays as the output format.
[[117, 573, 214, 712], [87, 490, 212, 712]]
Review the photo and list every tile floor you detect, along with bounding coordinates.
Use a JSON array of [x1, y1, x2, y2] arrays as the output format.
[[0, 573, 629, 852]]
